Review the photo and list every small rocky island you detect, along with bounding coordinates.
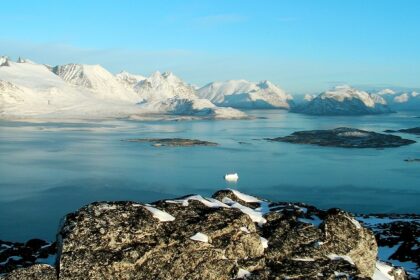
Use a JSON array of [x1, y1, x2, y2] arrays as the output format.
[[267, 127, 416, 148], [1, 189, 418, 280], [404, 158, 420, 163], [124, 138, 218, 147], [384, 127, 420, 135]]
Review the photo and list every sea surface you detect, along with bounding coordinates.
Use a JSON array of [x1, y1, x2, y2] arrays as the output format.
[[1, 110, 419, 241]]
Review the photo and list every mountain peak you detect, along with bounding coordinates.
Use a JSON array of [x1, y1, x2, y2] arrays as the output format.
[[257, 80, 275, 89], [115, 71, 146, 88], [150, 70, 162, 78], [16, 57, 36, 64], [134, 70, 197, 101], [162, 71, 174, 78], [0, 56, 10, 67]]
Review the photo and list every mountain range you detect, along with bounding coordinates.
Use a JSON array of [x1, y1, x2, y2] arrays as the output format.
[[0, 56, 418, 119]]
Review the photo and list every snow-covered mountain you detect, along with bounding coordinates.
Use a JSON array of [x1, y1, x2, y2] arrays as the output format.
[[52, 64, 141, 102], [134, 71, 197, 101], [133, 71, 245, 118], [0, 57, 148, 118], [115, 71, 146, 89], [0, 56, 246, 120], [292, 85, 393, 115], [197, 79, 293, 109]]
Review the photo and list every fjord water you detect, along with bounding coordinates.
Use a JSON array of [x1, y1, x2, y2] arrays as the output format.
[[0, 110, 419, 241]]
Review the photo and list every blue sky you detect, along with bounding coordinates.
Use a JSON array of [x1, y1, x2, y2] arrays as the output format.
[[1, 0, 419, 93]]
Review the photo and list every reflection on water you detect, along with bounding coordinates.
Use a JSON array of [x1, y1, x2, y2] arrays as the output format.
[[0, 110, 419, 241]]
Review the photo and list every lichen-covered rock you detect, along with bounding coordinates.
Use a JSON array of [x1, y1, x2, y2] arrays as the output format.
[[2, 264, 56, 280], [57, 198, 263, 280], [248, 258, 362, 280], [317, 209, 378, 277], [3, 189, 411, 279]]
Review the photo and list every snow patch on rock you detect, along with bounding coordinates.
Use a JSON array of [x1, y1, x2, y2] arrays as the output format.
[[237, 268, 251, 278], [190, 232, 209, 243], [144, 205, 175, 222]]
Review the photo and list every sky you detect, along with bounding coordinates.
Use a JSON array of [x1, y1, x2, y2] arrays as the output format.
[[1, 0, 419, 93]]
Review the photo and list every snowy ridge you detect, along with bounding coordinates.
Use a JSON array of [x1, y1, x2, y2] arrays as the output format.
[[197, 79, 293, 109]]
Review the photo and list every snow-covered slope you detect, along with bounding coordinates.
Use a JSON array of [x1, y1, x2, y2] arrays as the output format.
[[0, 80, 25, 106], [52, 64, 141, 102], [197, 79, 293, 109], [292, 85, 393, 115], [134, 71, 246, 118], [0, 58, 149, 118]]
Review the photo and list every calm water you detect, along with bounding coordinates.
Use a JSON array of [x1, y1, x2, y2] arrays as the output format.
[[1, 110, 419, 241]]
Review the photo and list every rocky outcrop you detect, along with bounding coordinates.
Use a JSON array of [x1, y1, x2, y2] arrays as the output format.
[[1, 190, 410, 279], [123, 138, 218, 147], [267, 127, 416, 148], [2, 264, 56, 280]]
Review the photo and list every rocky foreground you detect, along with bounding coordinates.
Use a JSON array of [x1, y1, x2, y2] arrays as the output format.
[[267, 127, 416, 148], [1, 189, 419, 279]]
